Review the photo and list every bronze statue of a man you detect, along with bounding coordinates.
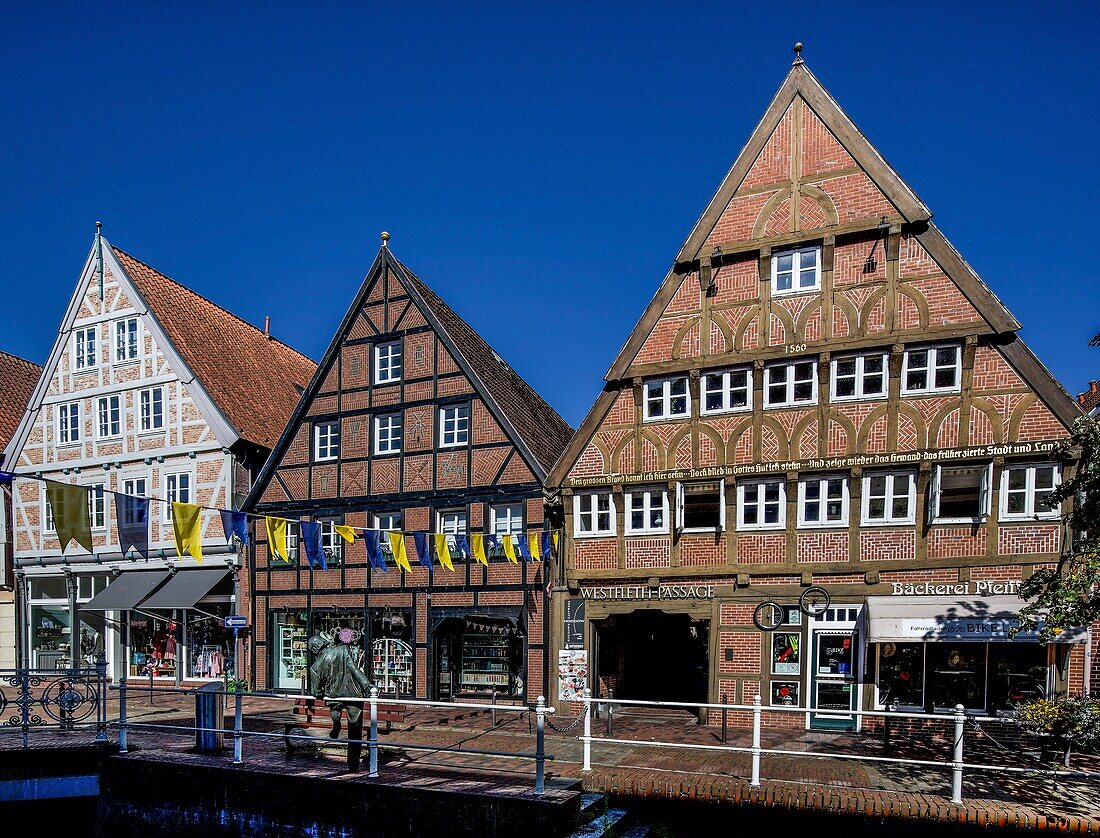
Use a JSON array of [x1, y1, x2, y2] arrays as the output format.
[[309, 627, 373, 771]]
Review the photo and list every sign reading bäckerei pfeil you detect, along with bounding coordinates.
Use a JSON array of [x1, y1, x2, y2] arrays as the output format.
[[565, 441, 1060, 488]]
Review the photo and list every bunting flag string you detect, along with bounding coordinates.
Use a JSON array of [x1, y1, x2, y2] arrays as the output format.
[[517, 533, 532, 562], [171, 502, 203, 563], [502, 534, 518, 564], [266, 516, 290, 564], [433, 533, 454, 571], [220, 510, 249, 549], [46, 479, 93, 554], [470, 532, 488, 566], [116, 493, 150, 559], [388, 531, 412, 572], [364, 530, 387, 572], [300, 520, 327, 571]]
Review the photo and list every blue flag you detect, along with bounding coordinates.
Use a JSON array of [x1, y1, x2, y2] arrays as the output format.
[[541, 530, 552, 561], [412, 532, 431, 569], [517, 534, 533, 562], [485, 534, 499, 557], [116, 493, 149, 559], [454, 534, 470, 560], [300, 521, 327, 571], [0, 471, 15, 486], [219, 510, 249, 548], [364, 530, 387, 571]]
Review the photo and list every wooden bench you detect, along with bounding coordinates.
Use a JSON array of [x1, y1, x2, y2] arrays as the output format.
[[283, 698, 408, 751]]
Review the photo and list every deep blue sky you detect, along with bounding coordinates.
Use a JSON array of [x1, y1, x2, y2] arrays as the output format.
[[4, 3, 1098, 428]]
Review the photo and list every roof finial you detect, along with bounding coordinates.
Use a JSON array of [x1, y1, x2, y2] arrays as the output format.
[[380, 231, 390, 248], [96, 220, 102, 232], [793, 42, 804, 65]]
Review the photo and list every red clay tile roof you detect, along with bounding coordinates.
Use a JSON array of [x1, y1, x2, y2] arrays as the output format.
[[113, 247, 316, 450], [392, 255, 574, 475], [1079, 381, 1100, 414], [0, 351, 42, 457]]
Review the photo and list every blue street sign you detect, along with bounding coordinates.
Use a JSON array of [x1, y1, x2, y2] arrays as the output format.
[[224, 615, 248, 629]]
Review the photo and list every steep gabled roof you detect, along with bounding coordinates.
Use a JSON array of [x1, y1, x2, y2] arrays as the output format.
[[113, 248, 316, 450], [0, 351, 42, 457], [246, 243, 573, 508]]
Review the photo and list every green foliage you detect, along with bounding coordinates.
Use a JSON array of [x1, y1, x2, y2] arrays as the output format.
[[223, 673, 248, 694], [1016, 415, 1100, 641], [1015, 696, 1100, 765]]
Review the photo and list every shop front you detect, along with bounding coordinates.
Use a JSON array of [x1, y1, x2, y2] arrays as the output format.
[[431, 608, 526, 701], [269, 607, 367, 692], [24, 571, 114, 671]]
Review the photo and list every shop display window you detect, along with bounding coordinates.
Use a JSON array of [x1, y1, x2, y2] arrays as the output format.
[[187, 606, 233, 679], [816, 634, 854, 676], [435, 615, 525, 699], [877, 642, 925, 707], [30, 605, 70, 670], [771, 632, 800, 675], [311, 610, 367, 669], [129, 615, 178, 678], [771, 681, 800, 706], [370, 610, 413, 696], [926, 644, 987, 710], [988, 644, 1048, 712], [273, 611, 309, 690]]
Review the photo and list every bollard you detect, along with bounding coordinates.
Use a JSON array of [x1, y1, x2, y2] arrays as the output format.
[[721, 693, 728, 745], [750, 694, 762, 787], [96, 652, 108, 743], [582, 688, 592, 772], [232, 689, 243, 765], [607, 689, 614, 737], [535, 695, 546, 795], [368, 686, 379, 778], [118, 678, 128, 753], [951, 704, 965, 804], [883, 701, 897, 756], [491, 689, 497, 727], [148, 665, 155, 703], [20, 669, 30, 749]]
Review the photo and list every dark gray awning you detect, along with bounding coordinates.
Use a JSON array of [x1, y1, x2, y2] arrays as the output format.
[[139, 568, 230, 610], [80, 571, 171, 612], [865, 596, 1086, 643]]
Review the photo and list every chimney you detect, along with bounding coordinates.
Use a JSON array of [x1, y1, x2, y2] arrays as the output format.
[[264, 315, 271, 339]]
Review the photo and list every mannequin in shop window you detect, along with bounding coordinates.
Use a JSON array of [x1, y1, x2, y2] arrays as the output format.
[[309, 627, 373, 772]]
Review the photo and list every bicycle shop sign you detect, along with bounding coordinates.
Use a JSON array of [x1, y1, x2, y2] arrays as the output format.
[[580, 584, 715, 601]]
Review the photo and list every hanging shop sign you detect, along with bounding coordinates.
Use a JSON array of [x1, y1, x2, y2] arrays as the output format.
[[564, 599, 585, 650], [580, 584, 715, 601], [565, 441, 1060, 488]]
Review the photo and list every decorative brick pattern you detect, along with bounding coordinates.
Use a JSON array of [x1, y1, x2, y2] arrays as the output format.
[[796, 531, 848, 563], [928, 526, 985, 560], [999, 524, 1060, 555], [624, 537, 671, 569], [859, 530, 916, 562], [736, 532, 786, 564]]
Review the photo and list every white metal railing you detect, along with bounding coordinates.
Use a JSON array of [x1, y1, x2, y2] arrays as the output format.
[[111, 679, 556, 794], [578, 689, 1100, 804]]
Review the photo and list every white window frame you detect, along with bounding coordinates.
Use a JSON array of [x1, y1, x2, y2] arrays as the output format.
[[771, 245, 821, 296], [314, 421, 340, 462], [438, 509, 468, 551], [87, 483, 107, 531], [861, 470, 917, 526], [764, 359, 818, 408], [642, 377, 689, 422], [114, 317, 140, 363], [318, 519, 343, 563], [928, 463, 992, 525], [490, 503, 524, 537], [374, 512, 402, 531], [96, 395, 121, 439], [1000, 463, 1061, 521], [42, 486, 55, 533], [374, 340, 402, 385], [830, 352, 888, 402], [573, 492, 616, 537], [675, 480, 727, 534], [57, 402, 81, 445], [797, 474, 849, 528], [439, 404, 470, 448], [73, 326, 97, 370], [374, 413, 402, 455], [122, 476, 149, 527], [138, 387, 164, 432], [901, 344, 962, 396], [736, 478, 786, 531], [701, 367, 752, 415], [625, 488, 669, 535], [163, 472, 193, 522]]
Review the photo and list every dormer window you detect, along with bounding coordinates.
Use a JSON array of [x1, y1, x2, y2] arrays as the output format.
[[772, 246, 821, 296], [643, 377, 689, 421], [374, 340, 402, 385]]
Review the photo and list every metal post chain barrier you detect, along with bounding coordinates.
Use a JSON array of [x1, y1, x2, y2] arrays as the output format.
[[96, 653, 109, 744], [750, 694, 762, 787], [952, 704, 965, 804], [118, 678, 128, 753], [582, 688, 592, 772], [544, 705, 588, 733], [721, 693, 728, 745], [233, 689, 243, 765], [20, 670, 30, 749], [535, 696, 546, 796], [368, 687, 380, 779]]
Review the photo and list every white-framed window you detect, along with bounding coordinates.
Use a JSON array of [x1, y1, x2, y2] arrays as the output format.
[[319, 520, 343, 563], [643, 377, 689, 421], [772, 245, 821, 295], [42, 487, 55, 533], [374, 341, 402, 384], [737, 478, 785, 530], [314, 421, 340, 461], [927, 463, 992, 524], [57, 402, 81, 445], [114, 318, 140, 363], [375, 511, 403, 555], [374, 413, 402, 455], [96, 395, 121, 439], [574, 492, 615, 537], [122, 477, 148, 523], [701, 367, 752, 415], [286, 523, 300, 562], [439, 404, 470, 448], [625, 488, 668, 534], [1000, 463, 1061, 521], [139, 387, 164, 432], [861, 471, 916, 526], [675, 480, 726, 533], [164, 472, 192, 522], [491, 503, 524, 537], [831, 353, 887, 401], [902, 344, 961, 395], [764, 359, 817, 407], [438, 509, 468, 550], [798, 475, 849, 527], [73, 326, 97, 370], [87, 483, 107, 530]]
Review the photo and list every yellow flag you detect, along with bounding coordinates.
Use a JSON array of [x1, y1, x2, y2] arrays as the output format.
[[388, 531, 412, 572], [334, 524, 356, 544], [266, 516, 289, 564], [552, 531, 559, 555], [470, 532, 488, 566], [528, 532, 542, 562], [502, 534, 518, 564], [172, 502, 203, 563], [433, 533, 455, 571]]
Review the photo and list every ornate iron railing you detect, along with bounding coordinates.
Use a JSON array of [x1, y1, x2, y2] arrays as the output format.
[[0, 653, 109, 747]]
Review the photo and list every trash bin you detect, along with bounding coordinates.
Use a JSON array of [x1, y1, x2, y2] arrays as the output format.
[[195, 682, 224, 753]]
